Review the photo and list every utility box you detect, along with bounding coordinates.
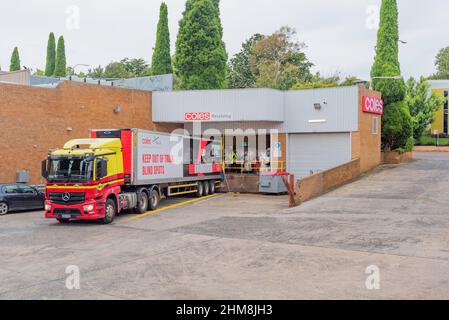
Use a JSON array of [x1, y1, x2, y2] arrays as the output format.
[[259, 172, 289, 194], [16, 170, 30, 183]]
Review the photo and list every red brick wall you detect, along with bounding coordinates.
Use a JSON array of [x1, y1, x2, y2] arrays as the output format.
[[354, 86, 382, 173], [296, 159, 361, 203], [0, 81, 180, 184]]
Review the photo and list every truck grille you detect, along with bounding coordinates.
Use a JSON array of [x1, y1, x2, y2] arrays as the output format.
[[49, 192, 85, 205]]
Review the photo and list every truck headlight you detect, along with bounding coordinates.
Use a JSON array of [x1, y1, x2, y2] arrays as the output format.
[[45, 204, 51, 211], [83, 204, 95, 212]]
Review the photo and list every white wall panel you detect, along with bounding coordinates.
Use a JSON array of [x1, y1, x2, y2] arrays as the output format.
[[287, 133, 351, 179]]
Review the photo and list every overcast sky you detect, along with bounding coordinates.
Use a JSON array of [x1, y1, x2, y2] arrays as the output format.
[[1, 0, 447, 80]]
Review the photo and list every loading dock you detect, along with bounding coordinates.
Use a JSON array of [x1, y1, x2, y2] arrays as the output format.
[[153, 85, 382, 192]]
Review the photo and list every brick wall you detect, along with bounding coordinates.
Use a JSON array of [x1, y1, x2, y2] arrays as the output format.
[[0, 81, 181, 184], [296, 159, 361, 203], [353, 86, 382, 173]]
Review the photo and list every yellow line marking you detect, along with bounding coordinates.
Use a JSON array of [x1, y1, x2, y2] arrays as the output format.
[[127, 194, 220, 221]]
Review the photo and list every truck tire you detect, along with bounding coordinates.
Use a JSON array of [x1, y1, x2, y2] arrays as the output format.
[[149, 189, 160, 211], [209, 181, 216, 195], [0, 202, 8, 216], [102, 198, 116, 224], [196, 182, 204, 197], [203, 181, 210, 196], [137, 190, 149, 214]]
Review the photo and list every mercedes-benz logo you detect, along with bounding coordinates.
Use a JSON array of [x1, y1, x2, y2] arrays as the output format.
[[62, 192, 71, 202]]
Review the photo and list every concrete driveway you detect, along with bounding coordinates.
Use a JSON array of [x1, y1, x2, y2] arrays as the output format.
[[1, 152, 449, 299]]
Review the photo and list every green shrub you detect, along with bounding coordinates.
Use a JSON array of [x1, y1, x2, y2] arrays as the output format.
[[382, 101, 413, 151], [404, 137, 415, 152]]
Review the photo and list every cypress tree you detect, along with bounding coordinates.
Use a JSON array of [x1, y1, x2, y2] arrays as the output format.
[[371, 0, 412, 150], [175, 0, 228, 89], [212, 0, 220, 11], [9, 47, 21, 71], [54, 36, 67, 77], [151, 2, 173, 75], [370, 0, 405, 105], [45, 32, 56, 76]]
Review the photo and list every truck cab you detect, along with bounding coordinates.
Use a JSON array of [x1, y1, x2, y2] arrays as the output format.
[[42, 138, 124, 224]]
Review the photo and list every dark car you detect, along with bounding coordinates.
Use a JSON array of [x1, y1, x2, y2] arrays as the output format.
[[0, 184, 45, 215]]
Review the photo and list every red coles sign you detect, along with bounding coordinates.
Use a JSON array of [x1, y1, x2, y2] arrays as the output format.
[[362, 96, 384, 115], [184, 112, 211, 121]]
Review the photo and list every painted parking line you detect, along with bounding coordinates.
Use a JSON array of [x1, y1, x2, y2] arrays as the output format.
[[127, 194, 222, 221]]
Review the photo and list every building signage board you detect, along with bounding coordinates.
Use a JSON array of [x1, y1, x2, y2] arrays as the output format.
[[184, 112, 233, 122], [362, 96, 383, 115]]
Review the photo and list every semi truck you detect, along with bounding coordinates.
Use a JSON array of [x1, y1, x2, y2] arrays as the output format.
[[41, 129, 223, 224]]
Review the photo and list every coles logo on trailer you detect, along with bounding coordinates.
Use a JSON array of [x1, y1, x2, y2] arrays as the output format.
[[362, 96, 384, 115], [184, 112, 211, 121]]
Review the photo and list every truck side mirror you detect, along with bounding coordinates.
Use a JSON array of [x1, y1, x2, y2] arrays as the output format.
[[41, 160, 48, 178]]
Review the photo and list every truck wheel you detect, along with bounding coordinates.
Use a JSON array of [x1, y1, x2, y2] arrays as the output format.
[[102, 198, 116, 224], [209, 181, 216, 194], [196, 182, 204, 197], [149, 189, 160, 211], [0, 202, 8, 216], [203, 181, 210, 196], [137, 190, 149, 214], [57, 218, 70, 224]]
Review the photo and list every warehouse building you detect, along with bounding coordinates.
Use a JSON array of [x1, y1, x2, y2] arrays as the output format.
[[153, 85, 382, 191], [0, 75, 382, 193]]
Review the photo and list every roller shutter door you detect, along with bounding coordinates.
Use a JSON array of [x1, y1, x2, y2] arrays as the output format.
[[287, 133, 351, 179]]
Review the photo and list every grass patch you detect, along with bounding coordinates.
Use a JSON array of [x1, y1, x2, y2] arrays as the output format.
[[417, 135, 449, 146]]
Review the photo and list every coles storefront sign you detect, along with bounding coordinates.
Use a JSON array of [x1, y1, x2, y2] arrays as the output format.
[[184, 112, 233, 122], [362, 96, 384, 115], [185, 112, 211, 121]]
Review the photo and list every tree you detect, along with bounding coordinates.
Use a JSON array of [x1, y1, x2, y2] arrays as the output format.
[[54, 36, 67, 77], [292, 72, 339, 89], [382, 101, 413, 151], [431, 46, 449, 80], [89, 59, 150, 79], [175, 0, 228, 89], [227, 34, 262, 89], [212, 0, 220, 10], [405, 77, 446, 139], [151, 3, 173, 76], [250, 26, 313, 90], [33, 69, 45, 76], [340, 76, 361, 86], [9, 47, 21, 71], [371, 0, 411, 150], [87, 66, 105, 79], [121, 58, 150, 77], [45, 32, 56, 76], [370, 0, 405, 105], [292, 74, 363, 90], [103, 62, 131, 79]]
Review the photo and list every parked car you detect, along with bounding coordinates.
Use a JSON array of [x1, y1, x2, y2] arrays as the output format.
[[0, 184, 45, 215]]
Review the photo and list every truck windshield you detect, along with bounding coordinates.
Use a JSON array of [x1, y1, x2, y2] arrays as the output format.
[[47, 158, 93, 183]]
